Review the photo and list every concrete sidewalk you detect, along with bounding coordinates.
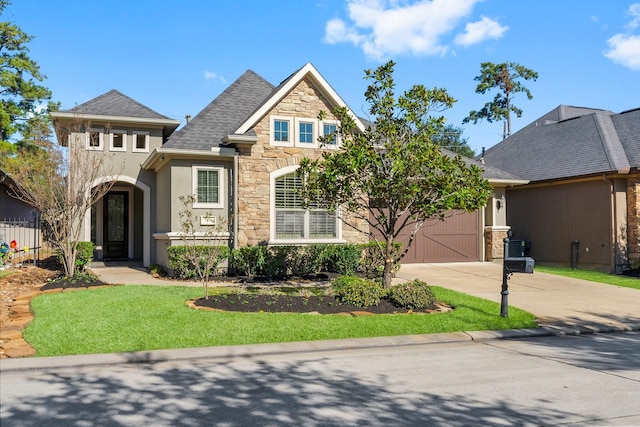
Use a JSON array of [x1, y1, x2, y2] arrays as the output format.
[[396, 262, 640, 332]]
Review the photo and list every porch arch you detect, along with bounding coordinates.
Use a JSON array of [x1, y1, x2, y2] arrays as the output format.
[[84, 175, 151, 267]]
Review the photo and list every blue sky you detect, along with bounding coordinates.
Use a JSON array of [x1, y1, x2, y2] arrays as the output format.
[[5, 0, 640, 154]]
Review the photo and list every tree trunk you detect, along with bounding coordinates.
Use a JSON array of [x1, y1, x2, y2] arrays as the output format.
[[382, 236, 394, 289]]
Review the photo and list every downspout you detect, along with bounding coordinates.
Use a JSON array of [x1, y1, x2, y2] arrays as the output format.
[[233, 153, 239, 250]]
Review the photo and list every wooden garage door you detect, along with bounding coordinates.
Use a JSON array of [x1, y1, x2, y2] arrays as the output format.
[[398, 210, 480, 263]]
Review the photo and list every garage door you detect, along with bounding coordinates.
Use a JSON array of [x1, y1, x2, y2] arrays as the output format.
[[398, 210, 480, 263]]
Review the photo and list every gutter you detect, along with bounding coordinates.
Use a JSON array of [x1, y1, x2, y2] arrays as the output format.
[[141, 147, 238, 171]]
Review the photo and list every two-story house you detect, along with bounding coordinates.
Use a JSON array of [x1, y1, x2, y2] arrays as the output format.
[[51, 63, 525, 269]]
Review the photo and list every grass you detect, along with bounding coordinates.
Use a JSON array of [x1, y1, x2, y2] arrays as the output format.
[[536, 266, 640, 290], [24, 285, 537, 357], [0, 269, 13, 279]]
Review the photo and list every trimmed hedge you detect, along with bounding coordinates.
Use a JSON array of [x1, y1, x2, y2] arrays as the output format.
[[229, 243, 399, 278]]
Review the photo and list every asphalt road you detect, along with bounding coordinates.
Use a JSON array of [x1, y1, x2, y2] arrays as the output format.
[[2, 331, 639, 426]]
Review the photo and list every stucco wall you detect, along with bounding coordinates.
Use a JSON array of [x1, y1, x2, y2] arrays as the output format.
[[236, 77, 369, 247]]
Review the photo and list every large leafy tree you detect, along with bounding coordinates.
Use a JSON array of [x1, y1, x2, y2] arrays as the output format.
[[298, 61, 491, 288], [463, 61, 538, 140], [0, 0, 54, 145]]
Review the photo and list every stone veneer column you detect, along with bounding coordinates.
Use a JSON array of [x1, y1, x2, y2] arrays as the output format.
[[484, 226, 510, 261], [627, 177, 640, 264]]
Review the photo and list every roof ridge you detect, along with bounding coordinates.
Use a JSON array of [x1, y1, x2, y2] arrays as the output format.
[[593, 113, 631, 173]]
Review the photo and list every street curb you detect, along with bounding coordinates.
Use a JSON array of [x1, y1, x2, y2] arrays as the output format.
[[2, 323, 639, 373]]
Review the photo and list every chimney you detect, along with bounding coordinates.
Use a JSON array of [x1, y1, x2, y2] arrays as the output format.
[[185, 114, 191, 123], [480, 147, 485, 164]]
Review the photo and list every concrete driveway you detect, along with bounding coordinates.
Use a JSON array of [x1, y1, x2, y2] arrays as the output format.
[[396, 262, 640, 332]]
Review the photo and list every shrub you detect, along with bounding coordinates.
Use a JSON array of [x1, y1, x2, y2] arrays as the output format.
[[332, 275, 385, 308], [321, 244, 361, 275], [229, 246, 269, 276], [148, 263, 166, 277], [57, 241, 95, 273], [358, 242, 403, 277], [167, 245, 230, 280], [387, 279, 435, 309]]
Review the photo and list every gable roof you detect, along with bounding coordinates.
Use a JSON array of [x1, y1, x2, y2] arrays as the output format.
[[483, 105, 639, 182], [234, 63, 365, 136], [163, 70, 274, 150]]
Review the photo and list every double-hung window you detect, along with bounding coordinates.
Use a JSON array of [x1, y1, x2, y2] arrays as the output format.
[[273, 171, 337, 241], [193, 166, 223, 209], [321, 120, 340, 148], [271, 116, 292, 146]]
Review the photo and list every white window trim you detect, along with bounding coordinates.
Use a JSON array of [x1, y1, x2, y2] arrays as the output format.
[[192, 166, 224, 209], [270, 115, 293, 147], [269, 165, 343, 244], [295, 118, 318, 148], [85, 129, 104, 151], [132, 131, 150, 153], [109, 129, 127, 152], [320, 120, 341, 149]]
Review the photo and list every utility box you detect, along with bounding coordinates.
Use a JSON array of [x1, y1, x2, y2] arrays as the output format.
[[504, 257, 535, 274]]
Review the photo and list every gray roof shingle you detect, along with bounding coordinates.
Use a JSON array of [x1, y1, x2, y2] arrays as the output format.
[[483, 105, 640, 182], [62, 89, 173, 121], [164, 70, 274, 150]]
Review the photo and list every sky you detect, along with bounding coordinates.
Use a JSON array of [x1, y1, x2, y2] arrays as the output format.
[[4, 0, 640, 154]]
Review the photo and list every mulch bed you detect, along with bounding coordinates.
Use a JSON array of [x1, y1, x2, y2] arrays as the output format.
[[194, 294, 438, 314]]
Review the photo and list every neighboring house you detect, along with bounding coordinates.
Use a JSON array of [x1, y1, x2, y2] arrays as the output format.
[[51, 63, 524, 269], [483, 105, 640, 273], [0, 170, 37, 220]]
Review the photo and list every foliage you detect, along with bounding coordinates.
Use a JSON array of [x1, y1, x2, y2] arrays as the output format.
[[167, 245, 230, 280], [230, 243, 379, 277], [319, 244, 362, 275], [387, 279, 436, 309], [332, 275, 385, 308], [431, 124, 475, 158], [177, 195, 229, 298], [298, 61, 492, 289], [0, 1, 55, 143], [358, 242, 402, 277], [463, 61, 538, 139], [148, 263, 166, 277], [56, 241, 94, 273]]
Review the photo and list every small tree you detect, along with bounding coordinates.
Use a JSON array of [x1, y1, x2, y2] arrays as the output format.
[[298, 61, 491, 288], [2, 116, 121, 276], [177, 195, 229, 299], [463, 61, 538, 140]]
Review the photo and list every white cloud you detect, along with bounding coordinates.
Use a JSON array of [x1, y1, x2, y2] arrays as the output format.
[[603, 3, 640, 70], [203, 71, 227, 84], [323, 0, 506, 60], [454, 15, 508, 47], [604, 34, 640, 70]]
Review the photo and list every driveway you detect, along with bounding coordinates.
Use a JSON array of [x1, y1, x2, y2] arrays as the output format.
[[396, 262, 640, 331]]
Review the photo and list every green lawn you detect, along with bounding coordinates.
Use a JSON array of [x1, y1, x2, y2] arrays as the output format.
[[0, 269, 14, 279], [536, 266, 640, 290], [24, 285, 537, 357]]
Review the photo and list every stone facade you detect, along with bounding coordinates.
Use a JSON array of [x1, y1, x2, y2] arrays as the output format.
[[236, 77, 369, 247], [484, 226, 510, 261], [627, 176, 640, 265]]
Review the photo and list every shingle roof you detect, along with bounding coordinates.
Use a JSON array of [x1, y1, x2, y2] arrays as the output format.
[[62, 89, 173, 121], [439, 149, 525, 182], [483, 105, 640, 182], [164, 70, 275, 150]]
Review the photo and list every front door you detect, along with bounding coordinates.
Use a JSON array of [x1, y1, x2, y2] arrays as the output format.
[[103, 191, 129, 259]]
